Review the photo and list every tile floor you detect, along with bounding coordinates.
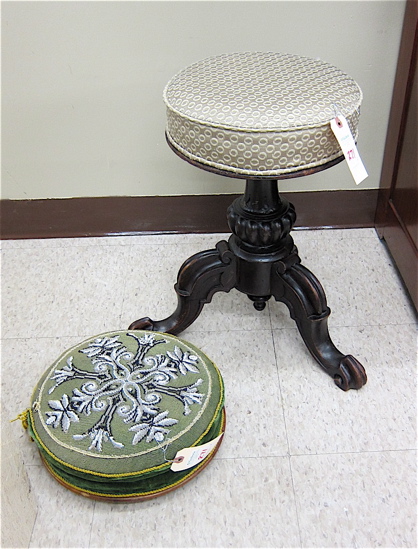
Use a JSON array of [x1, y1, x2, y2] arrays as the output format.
[[1, 228, 417, 548]]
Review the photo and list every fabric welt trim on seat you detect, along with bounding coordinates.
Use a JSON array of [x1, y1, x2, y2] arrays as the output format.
[[164, 52, 362, 176]]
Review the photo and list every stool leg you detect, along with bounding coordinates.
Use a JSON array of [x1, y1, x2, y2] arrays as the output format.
[[129, 241, 237, 335], [271, 260, 367, 390]]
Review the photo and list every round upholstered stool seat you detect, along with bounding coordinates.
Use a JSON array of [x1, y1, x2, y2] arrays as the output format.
[[26, 331, 225, 501], [164, 52, 362, 178]]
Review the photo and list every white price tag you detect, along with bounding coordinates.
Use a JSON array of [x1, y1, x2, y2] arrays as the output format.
[[170, 433, 224, 472], [330, 115, 368, 185]]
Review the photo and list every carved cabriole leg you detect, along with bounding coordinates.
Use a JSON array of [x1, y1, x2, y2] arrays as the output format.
[[270, 258, 367, 390], [129, 241, 237, 335]]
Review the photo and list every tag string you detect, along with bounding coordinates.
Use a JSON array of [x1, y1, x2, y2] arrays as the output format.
[[156, 441, 183, 463], [332, 103, 344, 127]]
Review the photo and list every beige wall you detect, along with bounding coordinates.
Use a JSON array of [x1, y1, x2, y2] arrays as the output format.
[[2, 0, 406, 200]]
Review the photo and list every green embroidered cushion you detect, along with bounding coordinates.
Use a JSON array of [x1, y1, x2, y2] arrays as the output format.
[[27, 331, 225, 501]]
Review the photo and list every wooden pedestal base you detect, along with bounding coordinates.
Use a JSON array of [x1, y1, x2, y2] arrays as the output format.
[[130, 177, 367, 391]]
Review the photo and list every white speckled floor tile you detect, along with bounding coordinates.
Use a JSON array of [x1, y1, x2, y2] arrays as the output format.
[[89, 456, 300, 548], [1, 245, 131, 339], [273, 323, 417, 454], [1, 228, 417, 549], [184, 329, 289, 458], [26, 465, 96, 548], [291, 450, 417, 548], [292, 227, 377, 241], [185, 287, 272, 333], [270, 232, 416, 328]]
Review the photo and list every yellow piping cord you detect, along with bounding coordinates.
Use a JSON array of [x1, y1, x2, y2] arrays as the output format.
[[42, 408, 226, 499], [28, 378, 224, 479]]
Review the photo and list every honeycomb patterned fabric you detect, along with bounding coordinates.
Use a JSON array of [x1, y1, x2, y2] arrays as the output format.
[[164, 52, 362, 177]]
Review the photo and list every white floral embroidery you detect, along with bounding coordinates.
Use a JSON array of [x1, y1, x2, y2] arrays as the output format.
[[129, 411, 178, 445], [45, 394, 79, 433], [45, 333, 205, 452], [167, 346, 199, 375]]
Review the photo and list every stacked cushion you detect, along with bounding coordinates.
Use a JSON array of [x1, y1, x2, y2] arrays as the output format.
[[27, 331, 225, 501], [164, 51, 362, 177]]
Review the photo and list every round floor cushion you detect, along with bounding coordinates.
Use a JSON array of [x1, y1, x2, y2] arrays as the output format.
[[164, 51, 362, 177], [26, 331, 225, 501]]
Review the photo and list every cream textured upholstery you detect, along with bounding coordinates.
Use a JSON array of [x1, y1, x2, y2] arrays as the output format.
[[164, 52, 362, 177]]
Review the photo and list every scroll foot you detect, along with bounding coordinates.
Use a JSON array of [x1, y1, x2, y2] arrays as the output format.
[[334, 355, 367, 391], [272, 261, 367, 390]]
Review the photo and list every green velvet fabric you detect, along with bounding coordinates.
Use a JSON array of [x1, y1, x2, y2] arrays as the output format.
[[29, 406, 225, 498]]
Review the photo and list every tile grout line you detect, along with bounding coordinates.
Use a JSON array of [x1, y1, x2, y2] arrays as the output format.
[[1, 321, 416, 343], [287, 454, 304, 549], [27, 504, 40, 549], [269, 317, 304, 547], [87, 501, 97, 549], [212, 447, 418, 461], [1, 321, 418, 341], [268, 304, 291, 456]]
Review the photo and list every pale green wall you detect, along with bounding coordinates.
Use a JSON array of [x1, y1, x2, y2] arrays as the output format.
[[1, 0, 406, 200]]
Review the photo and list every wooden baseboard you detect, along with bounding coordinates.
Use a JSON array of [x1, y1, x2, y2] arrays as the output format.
[[0, 189, 378, 240]]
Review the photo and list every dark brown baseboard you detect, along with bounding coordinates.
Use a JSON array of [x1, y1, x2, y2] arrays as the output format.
[[0, 189, 378, 240]]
